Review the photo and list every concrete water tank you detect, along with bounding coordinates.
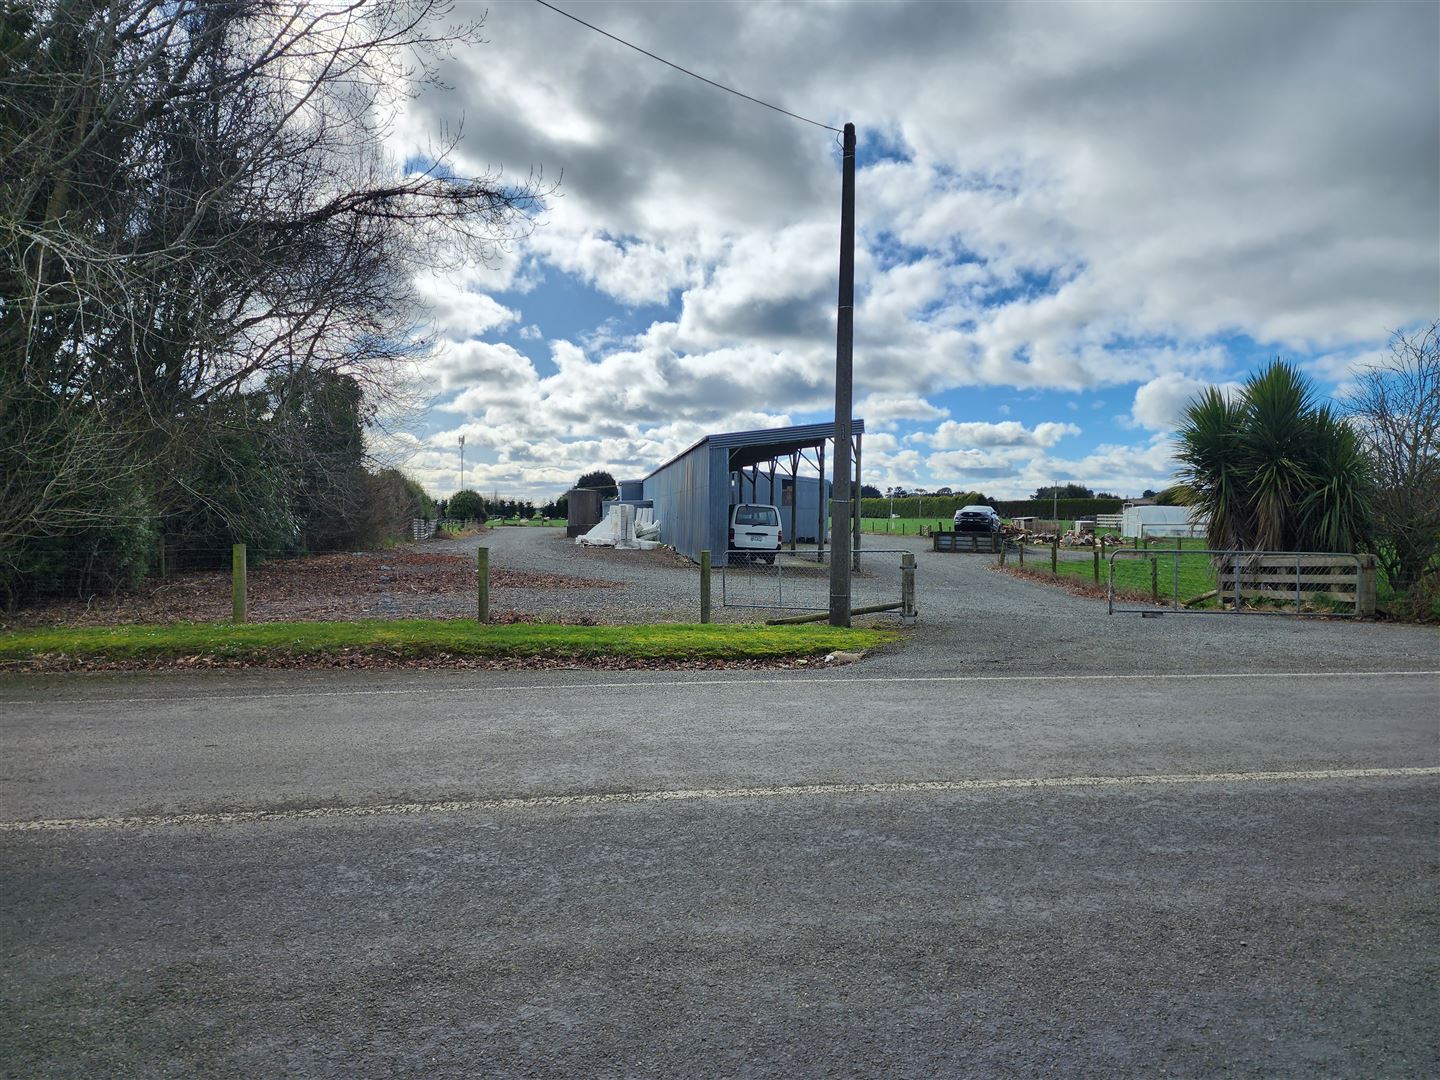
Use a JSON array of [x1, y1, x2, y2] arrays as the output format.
[[566, 488, 603, 538]]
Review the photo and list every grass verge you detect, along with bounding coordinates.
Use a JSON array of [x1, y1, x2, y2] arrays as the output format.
[[0, 619, 896, 667]]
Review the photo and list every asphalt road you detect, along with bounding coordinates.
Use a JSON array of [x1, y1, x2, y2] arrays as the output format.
[[2, 655, 1437, 1077]]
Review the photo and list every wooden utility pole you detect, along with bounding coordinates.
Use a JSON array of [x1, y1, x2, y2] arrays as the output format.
[[828, 121, 856, 627]]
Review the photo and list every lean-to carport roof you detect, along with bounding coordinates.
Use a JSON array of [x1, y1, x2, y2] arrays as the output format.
[[645, 420, 865, 478]]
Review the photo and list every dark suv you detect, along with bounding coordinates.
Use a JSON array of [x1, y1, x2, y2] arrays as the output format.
[[953, 505, 1001, 533]]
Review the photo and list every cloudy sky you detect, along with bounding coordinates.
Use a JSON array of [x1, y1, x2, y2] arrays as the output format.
[[384, 0, 1438, 502]]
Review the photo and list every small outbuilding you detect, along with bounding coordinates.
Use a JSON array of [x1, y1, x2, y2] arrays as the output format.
[[643, 421, 865, 564], [565, 487, 604, 537]]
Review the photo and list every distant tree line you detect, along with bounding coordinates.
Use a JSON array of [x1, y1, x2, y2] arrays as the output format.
[[0, 1, 540, 604], [439, 491, 550, 522], [440, 469, 621, 523]]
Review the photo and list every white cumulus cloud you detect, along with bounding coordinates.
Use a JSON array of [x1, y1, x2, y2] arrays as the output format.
[[1130, 373, 1244, 432], [923, 420, 1082, 449]]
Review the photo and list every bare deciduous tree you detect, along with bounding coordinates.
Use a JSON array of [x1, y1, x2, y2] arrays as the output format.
[[1, 1, 545, 586], [1343, 320, 1440, 596]]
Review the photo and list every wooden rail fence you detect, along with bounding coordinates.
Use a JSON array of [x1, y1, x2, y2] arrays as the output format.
[[932, 531, 1001, 554], [1216, 553, 1375, 615]]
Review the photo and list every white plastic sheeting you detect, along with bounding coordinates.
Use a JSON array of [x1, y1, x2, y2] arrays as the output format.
[[576, 504, 663, 549]]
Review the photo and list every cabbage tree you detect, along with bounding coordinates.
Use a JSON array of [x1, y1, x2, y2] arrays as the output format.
[[1174, 361, 1373, 553]]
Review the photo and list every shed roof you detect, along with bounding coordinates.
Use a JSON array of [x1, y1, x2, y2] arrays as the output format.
[[646, 420, 866, 478]]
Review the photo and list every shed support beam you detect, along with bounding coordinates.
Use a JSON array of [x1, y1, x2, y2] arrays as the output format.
[[853, 432, 862, 571], [817, 440, 826, 563], [789, 452, 799, 551]]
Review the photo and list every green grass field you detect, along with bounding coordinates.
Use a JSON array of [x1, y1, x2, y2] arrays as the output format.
[[1007, 542, 1218, 604], [1014, 542, 1403, 613], [0, 619, 895, 666], [857, 516, 959, 535]]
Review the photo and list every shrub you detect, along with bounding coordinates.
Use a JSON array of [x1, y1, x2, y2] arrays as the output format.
[[447, 489, 488, 522]]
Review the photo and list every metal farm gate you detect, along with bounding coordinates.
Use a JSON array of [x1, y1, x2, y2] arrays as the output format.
[[1108, 549, 1377, 616], [720, 548, 915, 618]]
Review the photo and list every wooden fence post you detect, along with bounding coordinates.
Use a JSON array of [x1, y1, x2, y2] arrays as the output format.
[[901, 552, 916, 621], [231, 543, 246, 623], [1051, 539, 1058, 574], [1092, 543, 1100, 584], [1355, 554, 1377, 616], [477, 547, 490, 623], [700, 549, 712, 624], [1018, 542, 1025, 567], [1151, 557, 1159, 602]]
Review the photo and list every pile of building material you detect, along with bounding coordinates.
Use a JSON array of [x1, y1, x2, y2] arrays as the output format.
[[1001, 523, 1130, 547], [576, 503, 663, 550]]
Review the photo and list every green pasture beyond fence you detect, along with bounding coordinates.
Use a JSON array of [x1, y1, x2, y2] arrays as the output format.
[[859, 496, 1124, 520], [1001, 541, 1218, 605], [853, 517, 1117, 536], [857, 517, 955, 536], [1005, 541, 1421, 614]]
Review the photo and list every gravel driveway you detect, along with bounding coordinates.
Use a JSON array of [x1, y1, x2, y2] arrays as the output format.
[[430, 527, 912, 625], [435, 528, 1437, 678]]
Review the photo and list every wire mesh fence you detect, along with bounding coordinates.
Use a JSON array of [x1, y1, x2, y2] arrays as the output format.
[[1, 541, 496, 627], [996, 538, 1217, 606], [2, 541, 241, 626], [3, 527, 922, 628], [1108, 549, 1373, 616], [719, 548, 911, 616], [994, 538, 1375, 616]]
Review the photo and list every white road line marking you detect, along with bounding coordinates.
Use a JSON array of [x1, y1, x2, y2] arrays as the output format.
[[1, 669, 1437, 709], [4, 766, 1436, 834]]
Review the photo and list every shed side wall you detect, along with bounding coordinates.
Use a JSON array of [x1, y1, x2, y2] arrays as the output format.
[[643, 444, 711, 564], [709, 448, 731, 562]]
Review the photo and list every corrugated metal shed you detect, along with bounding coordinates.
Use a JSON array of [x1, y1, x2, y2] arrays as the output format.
[[642, 421, 864, 564]]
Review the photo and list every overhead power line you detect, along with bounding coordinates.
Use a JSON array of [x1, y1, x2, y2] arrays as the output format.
[[533, 0, 841, 134]]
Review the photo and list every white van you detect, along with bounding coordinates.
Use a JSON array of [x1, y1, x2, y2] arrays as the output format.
[[729, 503, 782, 562]]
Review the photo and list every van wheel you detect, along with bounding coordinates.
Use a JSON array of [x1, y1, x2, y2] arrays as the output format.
[[763, 553, 775, 565]]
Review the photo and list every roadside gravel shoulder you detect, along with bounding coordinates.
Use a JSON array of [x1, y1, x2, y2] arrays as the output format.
[[855, 536, 1438, 678]]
